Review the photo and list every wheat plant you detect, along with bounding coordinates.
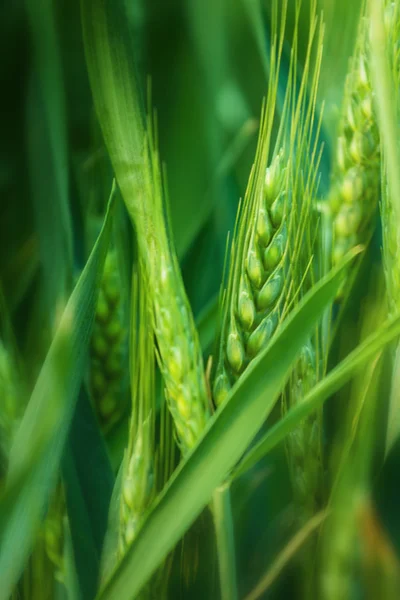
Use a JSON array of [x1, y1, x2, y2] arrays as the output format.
[[2, 1, 400, 600]]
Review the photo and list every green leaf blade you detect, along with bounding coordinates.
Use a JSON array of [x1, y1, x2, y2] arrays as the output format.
[[0, 188, 116, 599]]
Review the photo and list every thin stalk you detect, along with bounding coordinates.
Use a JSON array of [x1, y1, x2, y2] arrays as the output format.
[[370, 0, 400, 220], [211, 483, 238, 600]]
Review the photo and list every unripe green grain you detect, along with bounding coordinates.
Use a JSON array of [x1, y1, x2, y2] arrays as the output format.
[[256, 207, 273, 245], [246, 243, 264, 289], [246, 312, 278, 358], [213, 370, 231, 407], [270, 191, 286, 227], [263, 227, 286, 271], [257, 271, 283, 310], [226, 321, 246, 374], [264, 150, 285, 204], [237, 275, 256, 331]]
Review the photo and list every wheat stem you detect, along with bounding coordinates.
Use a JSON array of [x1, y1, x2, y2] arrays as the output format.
[[211, 484, 238, 600]]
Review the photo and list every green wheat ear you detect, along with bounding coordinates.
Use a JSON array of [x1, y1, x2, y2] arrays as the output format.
[[212, 0, 324, 408], [211, 13, 288, 407], [133, 113, 210, 455], [90, 246, 128, 430], [82, 0, 209, 456], [212, 0, 326, 540], [328, 11, 380, 282]]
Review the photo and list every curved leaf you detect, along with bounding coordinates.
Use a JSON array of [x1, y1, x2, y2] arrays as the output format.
[[63, 387, 115, 599], [0, 186, 116, 599]]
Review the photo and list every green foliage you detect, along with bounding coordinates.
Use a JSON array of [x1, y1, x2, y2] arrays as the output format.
[[0, 189, 115, 598], [2, 1, 400, 599]]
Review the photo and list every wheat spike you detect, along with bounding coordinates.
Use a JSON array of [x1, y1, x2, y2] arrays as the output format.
[[212, 0, 326, 542], [90, 247, 127, 430], [329, 16, 380, 271], [212, 24, 291, 405], [136, 116, 210, 455], [213, 148, 292, 407], [213, 0, 324, 409]]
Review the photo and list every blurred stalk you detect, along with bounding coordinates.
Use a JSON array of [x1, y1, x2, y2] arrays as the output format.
[[211, 484, 238, 600], [369, 0, 400, 455], [25, 0, 72, 322]]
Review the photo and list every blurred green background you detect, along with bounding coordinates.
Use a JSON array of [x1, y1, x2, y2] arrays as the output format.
[[3, 1, 400, 599]]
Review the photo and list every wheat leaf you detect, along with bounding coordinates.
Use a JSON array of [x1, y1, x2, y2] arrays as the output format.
[[0, 186, 116, 599]]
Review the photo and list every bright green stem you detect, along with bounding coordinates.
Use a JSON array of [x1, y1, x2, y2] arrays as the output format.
[[212, 484, 238, 600]]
